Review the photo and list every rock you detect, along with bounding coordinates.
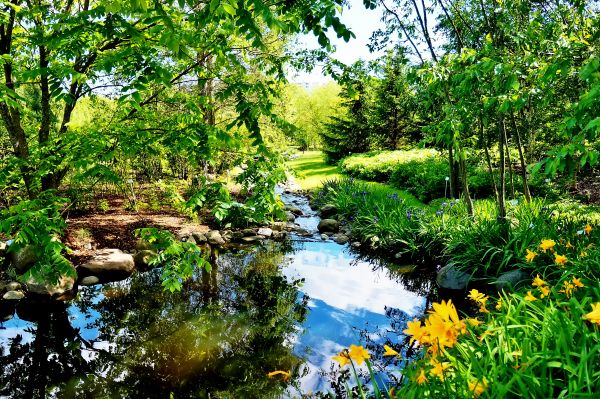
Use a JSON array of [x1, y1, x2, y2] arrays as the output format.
[[0, 241, 6, 256], [185, 235, 197, 244], [286, 211, 296, 222], [134, 250, 158, 272], [83, 243, 92, 250], [319, 204, 337, 219], [351, 241, 361, 249], [79, 249, 135, 281], [321, 234, 329, 240], [242, 229, 256, 236], [317, 219, 340, 233], [257, 228, 273, 237], [241, 236, 263, 244], [221, 230, 233, 242], [230, 231, 244, 242], [333, 234, 349, 245], [271, 222, 287, 232], [297, 229, 313, 237], [10, 244, 38, 274], [285, 205, 303, 216], [6, 282, 21, 291], [285, 222, 298, 231], [272, 231, 287, 240], [206, 230, 225, 245], [495, 270, 530, 291], [436, 264, 470, 290], [80, 276, 101, 286], [26, 264, 77, 299], [3, 290, 24, 300], [192, 232, 207, 244]]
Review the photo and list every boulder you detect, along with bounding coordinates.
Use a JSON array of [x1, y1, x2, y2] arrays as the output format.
[[3, 290, 24, 300], [333, 234, 349, 245], [134, 250, 158, 272], [436, 264, 470, 290], [0, 241, 6, 256], [10, 244, 38, 274], [286, 211, 296, 222], [319, 204, 337, 219], [192, 232, 207, 244], [230, 231, 244, 242], [297, 229, 313, 237], [80, 276, 101, 286], [257, 227, 273, 237], [6, 281, 21, 291], [26, 264, 77, 299], [79, 249, 135, 281], [271, 222, 287, 232], [242, 229, 256, 237], [241, 236, 263, 244], [285, 205, 303, 216], [317, 219, 340, 234], [321, 234, 329, 240], [221, 230, 233, 242], [495, 270, 530, 291], [206, 230, 225, 245]]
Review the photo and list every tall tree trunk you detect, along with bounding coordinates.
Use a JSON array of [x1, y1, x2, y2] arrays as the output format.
[[459, 152, 474, 216], [510, 110, 531, 202], [503, 123, 516, 199], [448, 145, 455, 198], [480, 114, 498, 200], [498, 116, 507, 220]]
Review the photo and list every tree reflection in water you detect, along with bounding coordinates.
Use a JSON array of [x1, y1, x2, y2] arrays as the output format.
[[0, 246, 308, 398]]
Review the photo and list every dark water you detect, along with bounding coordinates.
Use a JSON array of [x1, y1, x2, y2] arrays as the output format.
[[0, 192, 434, 398]]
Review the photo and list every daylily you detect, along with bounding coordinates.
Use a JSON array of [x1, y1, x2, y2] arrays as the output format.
[[525, 249, 538, 263], [539, 239, 556, 253], [383, 345, 398, 357], [584, 224, 593, 235], [403, 318, 427, 345], [584, 303, 600, 326], [331, 352, 350, 367], [348, 344, 370, 365], [554, 253, 568, 266], [525, 291, 537, 301], [539, 285, 550, 298], [572, 277, 585, 288], [468, 289, 488, 304], [565, 241, 574, 249], [468, 379, 488, 397], [532, 275, 548, 288], [416, 369, 427, 384]]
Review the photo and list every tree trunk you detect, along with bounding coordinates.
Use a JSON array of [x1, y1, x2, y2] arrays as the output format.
[[510, 110, 531, 202], [459, 152, 474, 217], [480, 115, 499, 200], [498, 116, 507, 220]]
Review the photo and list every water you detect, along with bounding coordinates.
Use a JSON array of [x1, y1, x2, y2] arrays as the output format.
[[0, 191, 434, 398]]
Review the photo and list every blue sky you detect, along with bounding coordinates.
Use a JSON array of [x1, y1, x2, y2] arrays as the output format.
[[290, 0, 386, 86]]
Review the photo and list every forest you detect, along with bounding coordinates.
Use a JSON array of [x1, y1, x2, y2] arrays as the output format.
[[0, 0, 599, 398]]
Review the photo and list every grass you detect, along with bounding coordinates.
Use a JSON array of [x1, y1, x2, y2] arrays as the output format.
[[286, 151, 423, 207]]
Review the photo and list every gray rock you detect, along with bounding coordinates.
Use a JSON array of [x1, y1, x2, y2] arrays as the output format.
[[436, 264, 471, 290], [333, 234, 349, 244], [297, 229, 313, 237], [242, 229, 256, 236], [221, 230, 233, 242], [285, 205, 303, 216], [319, 204, 337, 219], [192, 232, 207, 244], [80, 276, 101, 286], [351, 241, 361, 249], [10, 245, 38, 274], [79, 249, 135, 280], [285, 222, 299, 231], [230, 231, 244, 241], [495, 270, 530, 291], [271, 222, 287, 232], [241, 236, 263, 244], [286, 211, 296, 222], [6, 282, 21, 291], [257, 227, 273, 237], [26, 264, 77, 299], [206, 230, 225, 245], [134, 250, 158, 271], [320, 234, 329, 240], [3, 290, 24, 300], [317, 219, 340, 233]]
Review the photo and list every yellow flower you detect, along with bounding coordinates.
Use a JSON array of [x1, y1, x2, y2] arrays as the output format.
[[554, 253, 568, 266], [348, 344, 370, 365], [403, 318, 427, 345], [430, 299, 460, 324], [580, 251, 588, 258], [532, 274, 548, 288], [429, 358, 451, 381], [584, 224, 593, 235], [565, 241, 574, 249], [539, 239, 556, 253], [583, 303, 600, 326], [466, 318, 482, 327], [468, 379, 488, 397], [383, 345, 399, 357], [525, 291, 537, 301], [468, 289, 487, 304], [331, 352, 350, 367], [424, 313, 458, 349], [539, 285, 550, 298], [525, 249, 538, 263], [572, 277, 585, 288], [495, 298, 503, 310], [478, 304, 490, 314], [560, 281, 575, 298], [267, 370, 291, 381], [478, 330, 495, 341], [416, 369, 427, 385]]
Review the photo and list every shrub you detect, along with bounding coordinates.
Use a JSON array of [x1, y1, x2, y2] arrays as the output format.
[[340, 149, 439, 182]]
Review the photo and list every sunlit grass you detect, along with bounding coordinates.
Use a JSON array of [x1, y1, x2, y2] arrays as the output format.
[[286, 151, 344, 191]]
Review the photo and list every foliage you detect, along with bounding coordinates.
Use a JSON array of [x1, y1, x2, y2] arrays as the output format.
[[340, 149, 439, 182]]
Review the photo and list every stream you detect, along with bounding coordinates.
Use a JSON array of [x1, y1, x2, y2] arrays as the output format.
[[0, 189, 434, 398]]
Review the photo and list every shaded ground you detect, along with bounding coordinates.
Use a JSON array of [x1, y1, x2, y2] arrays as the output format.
[[64, 196, 207, 265]]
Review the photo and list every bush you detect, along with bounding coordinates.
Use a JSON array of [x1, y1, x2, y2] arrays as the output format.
[[340, 149, 439, 182]]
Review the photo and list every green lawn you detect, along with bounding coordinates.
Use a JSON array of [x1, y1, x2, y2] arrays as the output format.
[[286, 150, 423, 207]]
